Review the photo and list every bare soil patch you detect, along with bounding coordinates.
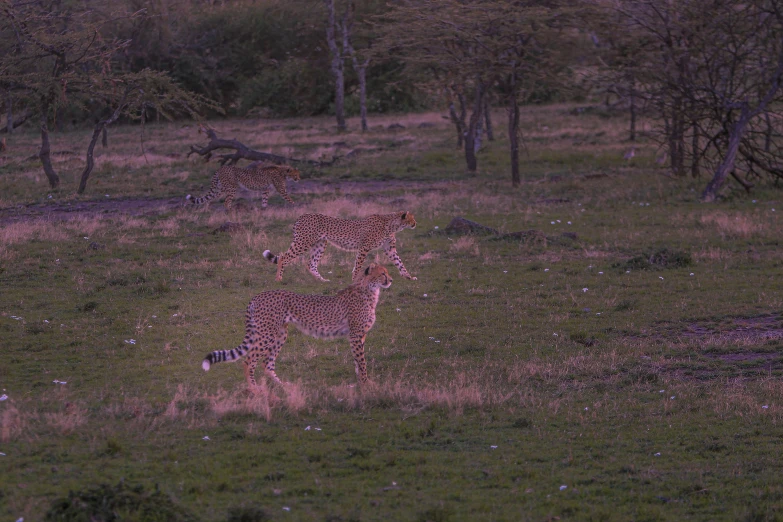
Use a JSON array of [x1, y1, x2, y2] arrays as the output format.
[[0, 179, 453, 225], [679, 314, 783, 343], [648, 314, 783, 380]]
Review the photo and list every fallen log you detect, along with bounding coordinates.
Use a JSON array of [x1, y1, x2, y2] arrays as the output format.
[[188, 125, 331, 167]]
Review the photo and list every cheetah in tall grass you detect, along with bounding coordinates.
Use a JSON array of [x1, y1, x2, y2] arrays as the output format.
[[201, 263, 393, 386]]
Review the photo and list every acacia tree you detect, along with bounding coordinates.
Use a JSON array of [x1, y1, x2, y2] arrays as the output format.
[[0, 1, 217, 192], [378, 0, 570, 183], [587, 7, 652, 142], [376, 1, 497, 172]]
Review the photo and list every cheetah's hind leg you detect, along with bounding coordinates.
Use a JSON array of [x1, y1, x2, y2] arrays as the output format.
[[308, 239, 330, 282]]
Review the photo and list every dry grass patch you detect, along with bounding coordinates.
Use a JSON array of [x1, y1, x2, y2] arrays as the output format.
[[693, 247, 734, 261], [0, 404, 27, 442], [450, 236, 480, 255], [209, 385, 275, 423], [230, 228, 269, 254], [700, 211, 766, 239], [508, 350, 623, 384], [154, 217, 181, 237], [44, 404, 88, 435], [96, 153, 183, 168]]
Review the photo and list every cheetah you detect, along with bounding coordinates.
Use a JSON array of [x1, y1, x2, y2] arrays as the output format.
[[201, 263, 392, 386], [263, 211, 418, 283], [186, 164, 300, 210]]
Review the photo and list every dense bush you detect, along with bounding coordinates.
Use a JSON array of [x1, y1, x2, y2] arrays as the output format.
[[111, 0, 424, 118]]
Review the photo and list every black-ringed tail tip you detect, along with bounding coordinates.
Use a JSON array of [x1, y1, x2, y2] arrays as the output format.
[[202, 359, 211, 371], [263, 250, 278, 264]]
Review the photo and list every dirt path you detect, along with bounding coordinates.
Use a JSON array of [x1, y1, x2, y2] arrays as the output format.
[[0, 179, 454, 225]]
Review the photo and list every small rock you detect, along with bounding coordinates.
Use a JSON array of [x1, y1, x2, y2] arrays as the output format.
[[444, 217, 499, 235]]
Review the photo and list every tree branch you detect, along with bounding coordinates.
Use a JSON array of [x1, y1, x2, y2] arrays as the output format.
[[188, 127, 333, 167]]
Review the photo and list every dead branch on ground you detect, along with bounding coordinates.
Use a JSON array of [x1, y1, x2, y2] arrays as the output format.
[[188, 125, 337, 167]]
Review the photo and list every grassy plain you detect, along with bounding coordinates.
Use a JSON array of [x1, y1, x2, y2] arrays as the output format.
[[1, 105, 782, 521]]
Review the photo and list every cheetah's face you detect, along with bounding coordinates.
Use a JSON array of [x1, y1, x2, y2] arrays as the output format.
[[399, 211, 416, 230], [363, 263, 392, 289], [286, 167, 301, 182]]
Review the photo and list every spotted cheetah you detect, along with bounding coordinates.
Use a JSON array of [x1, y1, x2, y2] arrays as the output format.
[[186, 164, 300, 210], [263, 211, 417, 282], [201, 263, 392, 386]]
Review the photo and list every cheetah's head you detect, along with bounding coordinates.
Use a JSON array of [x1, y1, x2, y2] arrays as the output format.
[[398, 211, 416, 230], [362, 263, 392, 289], [284, 165, 301, 182]]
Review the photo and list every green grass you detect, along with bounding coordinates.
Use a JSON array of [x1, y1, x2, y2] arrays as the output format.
[[1, 105, 783, 520]]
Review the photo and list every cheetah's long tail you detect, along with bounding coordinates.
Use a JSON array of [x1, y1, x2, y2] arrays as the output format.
[[186, 184, 219, 206], [262, 250, 279, 264], [202, 343, 248, 371]]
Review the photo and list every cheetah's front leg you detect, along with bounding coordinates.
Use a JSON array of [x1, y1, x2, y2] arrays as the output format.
[[349, 334, 369, 384], [272, 179, 296, 205], [384, 238, 417, 280], [262, 329, 287, 384]]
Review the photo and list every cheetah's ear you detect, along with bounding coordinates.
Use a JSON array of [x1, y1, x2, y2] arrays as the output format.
[[400, 211, 407, 219], [365, 266, 371, 276]]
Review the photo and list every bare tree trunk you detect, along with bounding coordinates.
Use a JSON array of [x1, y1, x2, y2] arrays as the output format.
[[6, 93, 12, 135], [446, 87, 466, 149], [702, 108, 752, 201], [447, 98, 462, 148], [39, 112, 59, 189], [474, 116, 483, 154], [764, 112, 773, 152], [484, 95, 494, 141], [464, 82, 483, 172], [78, 101, 126, 194], [357, 64, 368, 131], [508, 89, 520, 187], [668, 101, 686, 176], [343, 2, 368, 132], [457, 92, 467, 148], [325, 0, 346, 131], [691, 120, 700, 178], [629, 78, 636, 142], [0, 108, 30, 134]]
